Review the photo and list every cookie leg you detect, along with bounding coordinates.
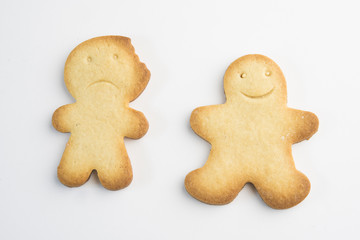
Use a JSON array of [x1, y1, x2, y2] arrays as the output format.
[[253, 167, 310, 209], [185, 149, 246, 205], [57, 143, 93, 187], [96, 142, 133, 191]]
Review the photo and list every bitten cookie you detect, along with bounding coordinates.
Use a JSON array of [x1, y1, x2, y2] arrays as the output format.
[[185, 54, 319, 209], [53, 36, 150, 190]]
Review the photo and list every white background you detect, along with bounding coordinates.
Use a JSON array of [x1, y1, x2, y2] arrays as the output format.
[[0, 0, 359, 239]]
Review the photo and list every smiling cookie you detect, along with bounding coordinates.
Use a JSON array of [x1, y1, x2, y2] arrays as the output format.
[[53, 36, 150, 190], [185, 54, 319, 209]]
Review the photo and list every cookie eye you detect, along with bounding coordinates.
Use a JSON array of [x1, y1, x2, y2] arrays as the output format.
[[87, 56, 92, 62], [240, 73, 247, 78], [113, 54, 118, 60], [265, 71, 271, 76]]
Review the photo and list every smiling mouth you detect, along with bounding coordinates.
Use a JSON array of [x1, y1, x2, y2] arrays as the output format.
[[240, 87, 275, 99], [86, 80, 119, 89]]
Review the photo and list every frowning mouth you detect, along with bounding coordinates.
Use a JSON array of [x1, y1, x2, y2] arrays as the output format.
[[86, 80, 119, 89], [240, 87, 274, 99]]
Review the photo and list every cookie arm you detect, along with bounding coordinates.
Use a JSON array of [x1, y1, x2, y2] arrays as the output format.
[[124, 109, 149, 139], [52, 104, 76, 133], [190, 105, 220, 141], [287, 108, 319, 143]]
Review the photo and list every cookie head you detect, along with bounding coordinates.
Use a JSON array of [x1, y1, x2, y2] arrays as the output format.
[[224, 54, 287, 103], [64, 36, 150, 101]]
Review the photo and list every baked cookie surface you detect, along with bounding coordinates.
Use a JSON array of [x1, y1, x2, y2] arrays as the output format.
[[185, 54, 318, 209], [53, 36, 150, 190]]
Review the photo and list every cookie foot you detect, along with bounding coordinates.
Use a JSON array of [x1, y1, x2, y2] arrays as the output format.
[[254, 169, 310, 209]]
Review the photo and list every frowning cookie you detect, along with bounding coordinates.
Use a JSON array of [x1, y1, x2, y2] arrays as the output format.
[[53, 36, 150, 190]]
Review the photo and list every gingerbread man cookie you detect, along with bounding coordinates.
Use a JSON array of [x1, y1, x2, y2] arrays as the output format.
[[185, 54, 318, 209], [53, 36, 150, 190]]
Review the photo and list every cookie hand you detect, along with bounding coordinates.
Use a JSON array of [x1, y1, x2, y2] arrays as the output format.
[[287, 108, 319, 143], [52, 104, 77, 133], [190, 105, 223, 141], [124, 109, 149, 139]]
